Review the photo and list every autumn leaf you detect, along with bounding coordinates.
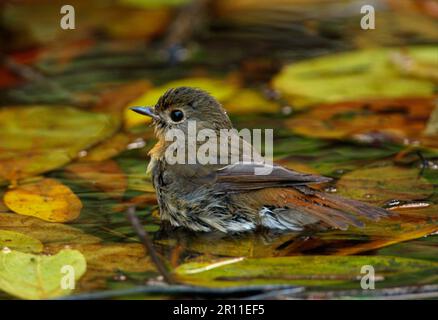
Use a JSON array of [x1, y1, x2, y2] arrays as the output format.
[[286, 97, 437, 146], [4, 178, 83, 223]]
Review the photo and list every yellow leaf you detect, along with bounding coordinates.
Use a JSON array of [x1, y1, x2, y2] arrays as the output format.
[[4, 178, 82, 223]]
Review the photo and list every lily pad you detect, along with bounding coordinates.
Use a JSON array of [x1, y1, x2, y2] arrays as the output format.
[[272, 46, 438, 109], [0, 105, 117, 183], [0, 249, 86, 299], [0, 230, 43, 253], [4, 178, 83, 223]]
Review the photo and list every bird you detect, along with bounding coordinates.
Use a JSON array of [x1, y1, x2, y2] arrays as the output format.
[[130, 87, 390, 233]]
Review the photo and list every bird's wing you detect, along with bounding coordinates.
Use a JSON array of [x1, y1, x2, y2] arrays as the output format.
[[214, 162, 331, 192], [215, 162, 390, 230]]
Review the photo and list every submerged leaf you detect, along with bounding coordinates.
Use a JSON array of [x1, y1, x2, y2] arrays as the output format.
[[0, 105, 117, 183], [0, 249, 86, 299], [4, 178, 83, 223]]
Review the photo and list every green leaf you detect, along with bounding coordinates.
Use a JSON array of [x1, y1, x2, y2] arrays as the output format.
[[0, 249, 86, 299], [0, 106, 118, 183], [272, 46, 438, 109], [175, 256, 438, 289], [0, 230, 43, 253]]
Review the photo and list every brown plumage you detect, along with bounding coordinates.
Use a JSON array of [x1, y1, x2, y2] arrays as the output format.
[[131, 87, 390, 233]]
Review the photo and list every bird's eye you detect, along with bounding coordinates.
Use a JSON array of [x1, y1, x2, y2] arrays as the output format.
[[170, 109, 184, 122]]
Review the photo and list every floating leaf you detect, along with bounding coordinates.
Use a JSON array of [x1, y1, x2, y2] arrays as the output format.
[[64, 160, 128, 198], [176, 255, 438, 288], [0, 105, 117, 183], [336, 165, 434, 206], [273, 46, 437, 109], [4, 178, 83, 223], [0, 230, 43, 253], [0, 249, 86, 299]]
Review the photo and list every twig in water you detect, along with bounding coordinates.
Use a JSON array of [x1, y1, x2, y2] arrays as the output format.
[[125, 206, 175, 284]]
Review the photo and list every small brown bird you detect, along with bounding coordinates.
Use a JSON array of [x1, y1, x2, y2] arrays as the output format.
[[131, 87, 389, 233]]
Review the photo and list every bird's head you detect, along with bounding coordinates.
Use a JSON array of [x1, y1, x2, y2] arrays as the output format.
[[130, 87, 233, 139]]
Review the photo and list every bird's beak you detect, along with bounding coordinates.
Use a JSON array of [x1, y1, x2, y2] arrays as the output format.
[[130, 106, 159, 120]]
